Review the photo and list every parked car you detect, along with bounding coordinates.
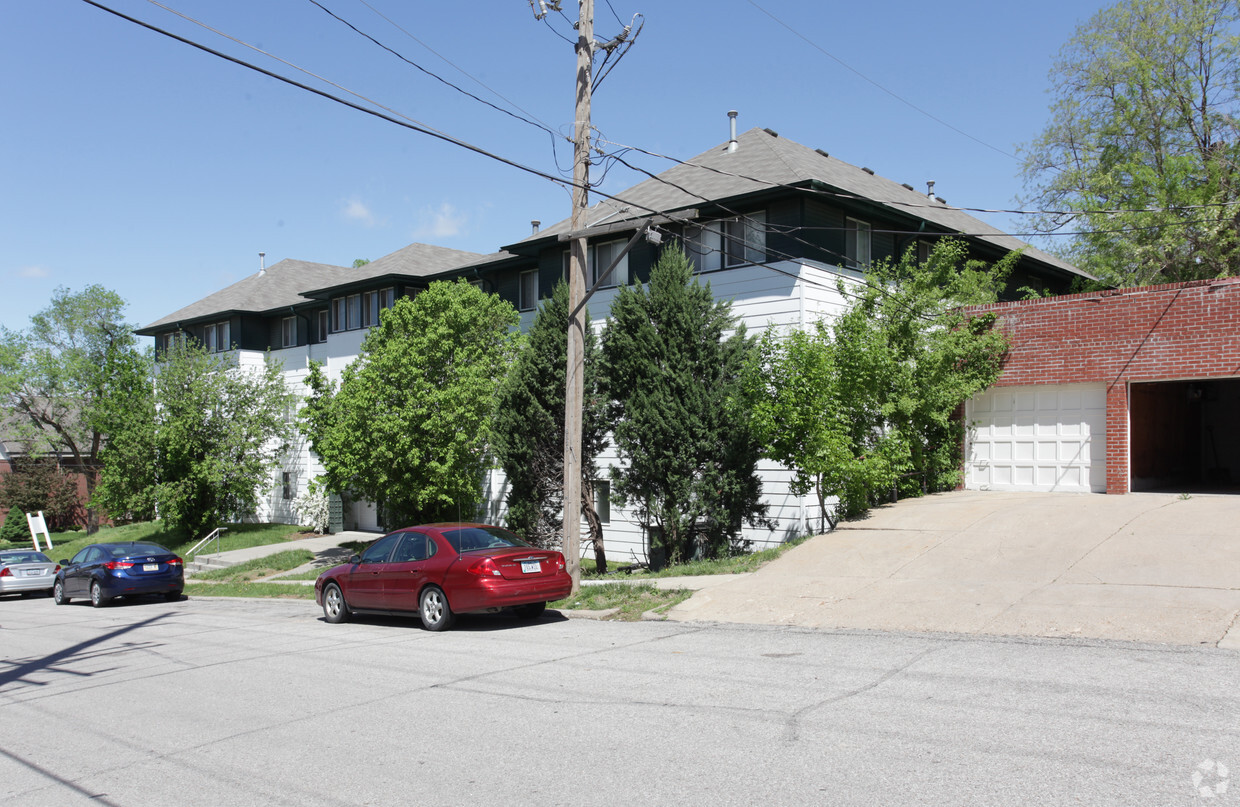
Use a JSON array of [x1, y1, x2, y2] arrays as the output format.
[[54, 542, 184, 607], [315, 523, 572, 631], [0, 549, 59, 597]]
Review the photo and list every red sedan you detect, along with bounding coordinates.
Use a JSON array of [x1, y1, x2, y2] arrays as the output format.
[[314, 523, 572, 631]]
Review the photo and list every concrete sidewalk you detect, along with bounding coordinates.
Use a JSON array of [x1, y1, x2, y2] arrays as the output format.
[[667, 490, 1240, 648], [186, 531, 372, 578]]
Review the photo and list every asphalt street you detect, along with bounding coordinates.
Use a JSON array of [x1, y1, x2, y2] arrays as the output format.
[[1, 595, 1237, 806]]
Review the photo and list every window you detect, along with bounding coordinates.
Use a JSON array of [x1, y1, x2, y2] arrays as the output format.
[[281, 316, 296, 348], [592, 240, 630, 286], [281, 472, 292, 500], [362, 287, 395, 328], [593, 480, 611, 525], [519, 270, 538, 311], [359, 532, 402, 564], [346, 293, 361, 330], [468, 279, 484, 290], [158, 332, 183, 354], [561, 241, 630, 288], [317, 310, 329, 342], [917, 239, 932, 266], [845, 218, 872, 269], [684, 212, 765, 271], [203, 321, 230, 353]]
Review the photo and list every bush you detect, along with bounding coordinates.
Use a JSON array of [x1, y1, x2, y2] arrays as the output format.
[[0, 508, 32, 545]]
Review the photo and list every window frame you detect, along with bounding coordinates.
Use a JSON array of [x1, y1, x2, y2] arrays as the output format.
[[280, 316, 296, 348], [518, 269, 539, 311], [845, 217, 872, 269]]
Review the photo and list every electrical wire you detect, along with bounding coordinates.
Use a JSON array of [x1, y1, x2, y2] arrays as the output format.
[[743, 0, 1020, 164], [303, 0, 567, 146]]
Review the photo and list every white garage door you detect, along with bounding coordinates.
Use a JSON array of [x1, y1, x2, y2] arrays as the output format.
[[965, 384, 1107, 493]]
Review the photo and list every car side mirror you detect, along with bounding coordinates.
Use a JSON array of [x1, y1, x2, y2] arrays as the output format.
[[349, 553, 361, 564], [58, 559, 69, 566]]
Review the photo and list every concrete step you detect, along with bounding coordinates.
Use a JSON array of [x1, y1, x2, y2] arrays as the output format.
[[185, 556, 235, 575]]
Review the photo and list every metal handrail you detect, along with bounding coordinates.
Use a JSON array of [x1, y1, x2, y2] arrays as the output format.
[[188, 527, 228, 558]]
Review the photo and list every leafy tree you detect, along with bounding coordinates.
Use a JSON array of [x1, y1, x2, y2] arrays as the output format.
[[352, 258, 371, 268], [492, 280, 608, 566], [94, 340, 294, 538], [0, 285, 148, 533], [741, 240, 1011, 522], [1021, 0, 1240, 286], [0, 457, 84, 534], [301, 280, 519, 527], [600, 245, 767, 564]]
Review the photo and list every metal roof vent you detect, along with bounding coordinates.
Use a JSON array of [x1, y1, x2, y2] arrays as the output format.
[[258, 252, 266, 276], [727, 110, 739, 153], [862, 167, 875, 175], [531, 220, 541, 235], [926, 181, 936, 199]]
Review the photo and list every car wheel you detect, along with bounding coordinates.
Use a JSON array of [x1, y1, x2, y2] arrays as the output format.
[[90, 581, 107, 608], [165, 590, 182, 602], [53, 580, 70, 605], [513, 601, 546, 620], [322, 583, 350, 624], [419, 586, 454, 632]]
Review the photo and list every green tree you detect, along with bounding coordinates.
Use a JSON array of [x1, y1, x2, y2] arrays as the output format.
[[301, 280, 519, 527], [1021, 0, 1240, 286], [95, 340, 294, 538], [600, 246, 767, 564], [742, 240, 1010, 522], [492, 280, 608, 566], [0, 457, 84, 535], [0, 286, 147, 533]]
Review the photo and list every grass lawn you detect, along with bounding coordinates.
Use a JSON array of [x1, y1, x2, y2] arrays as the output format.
[[549, 583, 692, 620], [189, 549, 315, 582], [580, 534, 810, 580], [3, 521, 312, 564], [185, 582, 316, 599]]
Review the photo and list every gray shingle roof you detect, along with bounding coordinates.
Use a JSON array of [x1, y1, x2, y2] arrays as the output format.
[[298, 242, 490, 299], [138, 258, 350, 332], [515, 127, 1083, 276]]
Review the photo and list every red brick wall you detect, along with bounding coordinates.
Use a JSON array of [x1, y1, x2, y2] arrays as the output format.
[[966, 277, 1240, 493]]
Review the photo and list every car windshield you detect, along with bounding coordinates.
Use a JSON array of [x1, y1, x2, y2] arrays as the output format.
[[441, 526, 532, 553], [1, 551, 50, 564], [110, 543, 170, 557]]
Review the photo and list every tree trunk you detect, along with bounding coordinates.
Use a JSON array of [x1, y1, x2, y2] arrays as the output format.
[[580, 477, 606, 574]]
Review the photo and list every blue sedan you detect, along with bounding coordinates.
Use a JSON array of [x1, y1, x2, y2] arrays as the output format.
[[54, 542, 184, 607]]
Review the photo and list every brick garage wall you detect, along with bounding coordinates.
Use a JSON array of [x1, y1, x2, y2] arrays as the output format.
[[966, 277, 1240, 493]]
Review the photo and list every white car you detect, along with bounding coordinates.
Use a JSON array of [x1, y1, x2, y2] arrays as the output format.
[[0, 549, 58, 597]]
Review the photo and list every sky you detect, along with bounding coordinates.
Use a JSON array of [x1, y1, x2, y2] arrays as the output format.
[[1, 0, 1114, 335]]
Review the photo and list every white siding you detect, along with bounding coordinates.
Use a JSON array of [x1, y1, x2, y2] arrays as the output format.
[[264, 258, 856, 552]]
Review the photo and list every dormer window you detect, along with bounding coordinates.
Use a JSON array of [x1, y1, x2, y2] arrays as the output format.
[[845, 218, 872, 269], [561, 241, 630, 288], [684, 211, 766, 271], [203, 321, 231, 353]]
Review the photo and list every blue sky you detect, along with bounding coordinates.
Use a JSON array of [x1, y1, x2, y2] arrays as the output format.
[[1, 0, 1112, 334]]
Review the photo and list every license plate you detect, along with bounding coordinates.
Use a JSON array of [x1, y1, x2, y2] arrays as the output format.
[[143, 563, 159, 571], [521, 561, 541, 574], [25, 570, 42, 577]]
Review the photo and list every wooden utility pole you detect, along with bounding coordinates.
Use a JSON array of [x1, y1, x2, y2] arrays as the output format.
[[563, 0, 593, 593]]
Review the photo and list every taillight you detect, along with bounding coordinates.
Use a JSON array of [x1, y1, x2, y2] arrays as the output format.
[[553, 554, 565, 572], [0, 567, 11, 578], [166, 557, 183, 567], [104, 561, 134, 570], [467, 557, 502, 577]]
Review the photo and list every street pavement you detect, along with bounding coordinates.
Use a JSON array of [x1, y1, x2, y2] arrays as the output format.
[[668, 490, 1240, 648], [1, 596, 1236, 806]]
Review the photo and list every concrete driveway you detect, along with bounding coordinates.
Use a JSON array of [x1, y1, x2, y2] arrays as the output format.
[[668, 490, 1240, 648]]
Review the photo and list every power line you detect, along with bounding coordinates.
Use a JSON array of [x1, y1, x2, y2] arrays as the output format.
[[82, 0, 578, 194], [744, 0, 1020, 164], [304, 0, 568, 146]]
